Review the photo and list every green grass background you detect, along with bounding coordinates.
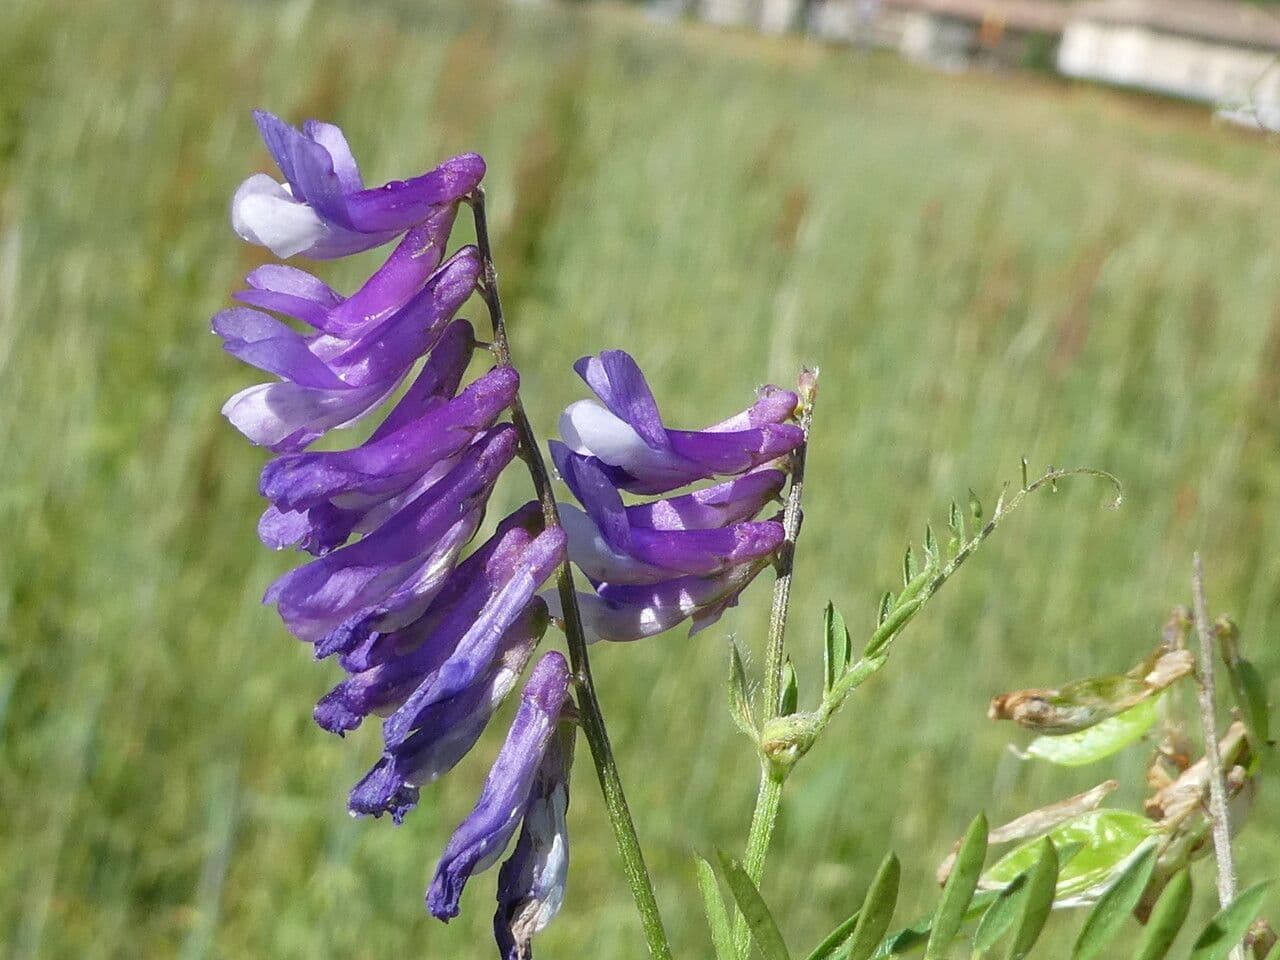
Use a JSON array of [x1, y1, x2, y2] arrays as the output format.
[[2, 0, 1278, 956]]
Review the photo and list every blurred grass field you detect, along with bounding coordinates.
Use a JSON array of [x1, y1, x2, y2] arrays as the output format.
[[3, 0, 1280, 956]]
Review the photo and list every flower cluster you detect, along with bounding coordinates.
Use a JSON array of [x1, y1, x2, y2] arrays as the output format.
[[217, 112, 572, 957], [548, 351, 804, 640]]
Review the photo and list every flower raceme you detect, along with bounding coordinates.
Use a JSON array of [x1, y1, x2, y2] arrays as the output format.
[[548, 351, 804, 641], [216, 111, 571, 957]]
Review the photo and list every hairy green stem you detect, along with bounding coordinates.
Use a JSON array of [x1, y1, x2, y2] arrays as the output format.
[[469, 189, 672, 960], [1190, 552, 1241, 960], [733, 371, 817, 956]]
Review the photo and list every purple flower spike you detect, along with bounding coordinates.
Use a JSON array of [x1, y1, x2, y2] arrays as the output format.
[[553, 350, 800, 642], [347, 600, 548, 822], [264, 425, 519, 643], [428, 651, 571, 921], [494, 722, 573, 960], [559, 350, 802, 495], [231, 111, 485, 259], [382, 526, 567, 749]]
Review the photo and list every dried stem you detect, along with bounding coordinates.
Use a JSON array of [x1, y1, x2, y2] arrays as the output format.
[[1191, 553, 1240, 948], [733, 369, 817, 956], [468, 189, 672, 960]]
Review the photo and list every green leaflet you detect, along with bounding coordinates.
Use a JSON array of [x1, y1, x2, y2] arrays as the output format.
[[696, 856, 737, 960], [1003, 839, 1058, 960], [1134, 871, 1192, 960], [982, 810, 1158, 902], [1189, 881, 1274, 960], [1023, 697, 1160, 766], [781, 658, 799, 716], [839, 853, 901, 960], [716, 851, 791, 960], [806, 909, 861, 960], [729, 642, 757, 741], [873, 892, 1000, 958], [1071, 841, 1159, 960], [824, 603, 851, 694], [972, 872, 1030, 956], [925, 813, 989, 960]]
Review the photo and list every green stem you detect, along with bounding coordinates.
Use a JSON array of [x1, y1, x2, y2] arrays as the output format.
[[469, 189, 673, 960], [733, 370, 817, 956]]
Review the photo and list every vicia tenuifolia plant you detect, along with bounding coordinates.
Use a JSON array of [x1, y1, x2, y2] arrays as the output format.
[[214, 113, 1274, 959]]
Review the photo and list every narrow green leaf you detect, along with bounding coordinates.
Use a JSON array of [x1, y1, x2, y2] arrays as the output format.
[[1020, 458, 1030, 491], [982, 810, 1158, 902], [878, 592, 894, 626], [717, 851, 791, 960], [1004, 839, 1058, 960], [874, 892, 1000, 959], [1071, 841, 1158, 960], [924, 525, 939, 567], [1133, 871, 1192, 960], [1189, 881, 1274, 960], [903, 546, 917, 588], [840, 853, 901, 960], [696, 856, 737, 960], [805, 909, 860, 960], [926, 813, 989, 960], [968, 488, 984, 524], [1023, 697, 1161, 767], [781, 658, 799, 716], [1235, 658, 1271, 746], [948, 501, 965, 555], [865, 598, 924, 657], [972, 873, 1029, 955], [729, 643, 757, 741], [824, 604, 851, 693]]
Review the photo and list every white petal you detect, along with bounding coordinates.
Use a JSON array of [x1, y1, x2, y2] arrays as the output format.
[[231, 174, 332, 259], [559, 400, 684, 481], [559, 505, 667, 585]]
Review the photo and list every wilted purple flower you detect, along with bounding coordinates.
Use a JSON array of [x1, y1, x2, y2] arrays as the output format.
[[550, 351, 801, 640], [494, 722, 573, 960], [428, 651, 572, 921], [231, 110, 485, 259], [217, 112, 578, 947]]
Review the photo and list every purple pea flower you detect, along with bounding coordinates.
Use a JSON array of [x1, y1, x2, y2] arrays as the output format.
[[265, 425, 519, 644], [559, 350, 801, 495], [347, 600, 548, 823], [551, 351, 801, 640], [217, 246, 482, 452], [494, 722, 574, 960], [231, 110, 485, 259], [428, 651, 572, 921]]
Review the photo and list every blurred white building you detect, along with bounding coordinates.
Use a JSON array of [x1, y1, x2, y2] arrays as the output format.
[[1058, 0, 1280, 111]]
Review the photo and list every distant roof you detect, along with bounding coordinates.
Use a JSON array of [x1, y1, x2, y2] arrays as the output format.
[[1070, 0, 1280, 49], [883, 0, 1073, 33]]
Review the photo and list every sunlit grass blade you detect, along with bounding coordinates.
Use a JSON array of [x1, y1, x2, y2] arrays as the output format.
[[696, 855, 738, 960], [926, 813, 989, 960], [1189, 881, 1274, 960], [717, 851, 791, 960], [1070, 840, 1158, 960], [840, 853, 901, 960]]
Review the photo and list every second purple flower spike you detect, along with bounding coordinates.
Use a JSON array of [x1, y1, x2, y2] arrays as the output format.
[[549, 350, 804, 640]]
